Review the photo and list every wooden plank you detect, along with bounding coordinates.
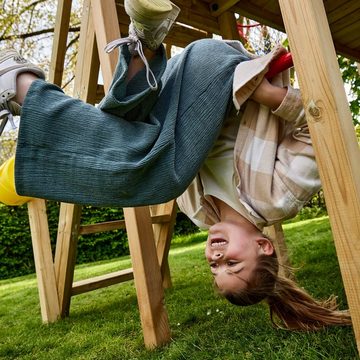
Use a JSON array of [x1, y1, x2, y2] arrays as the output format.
[[72, 268, 134, 295], [91, 0, 120, 91], [330, 9, 360, 33], [79, 220, 126, 235], [218, 11, 241, 41], [78, 214, 172, 235], [28, 199, 60, 323], [232, 1, 285, 33], [166, 23, 211, 47], [323, 0, 351, 13], [124, 207, 171, 348], [327, 1, 360, 24], [54, 203, 82, 317], [150, 201, 177, 288], [209, 0, 240, 17], [73, 0, 99, 104], [279, 0, 360, 354], [54, 0, 98, 318], [49, 0, 72, 86]]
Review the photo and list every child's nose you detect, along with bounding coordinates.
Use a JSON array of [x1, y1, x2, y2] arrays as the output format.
[[213, 252, 223, 260]]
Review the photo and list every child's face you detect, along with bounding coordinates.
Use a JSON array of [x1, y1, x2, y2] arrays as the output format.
[[205, 221, 272, 293]]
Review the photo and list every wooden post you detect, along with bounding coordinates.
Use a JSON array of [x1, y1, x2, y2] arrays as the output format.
[[150, 200, 177, 288], [54, 0, 97, 317], [49, 0, 72, 86], [27, 0, 73, 324], [124, 207, 171, 348], [217, 11, 241, 41], [90, 0, 120, 91], [279, 0, 360, 353], [54, 203, 82, 317], [72, 0, 99, 103], [28, 200, 60, 322]]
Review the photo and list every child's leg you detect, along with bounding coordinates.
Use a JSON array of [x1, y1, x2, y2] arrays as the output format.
[[0, 157, 32, 205], [15, 40, 249, 207]]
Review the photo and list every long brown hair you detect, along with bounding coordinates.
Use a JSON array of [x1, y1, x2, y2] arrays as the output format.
[[219, 251, 352, 331]]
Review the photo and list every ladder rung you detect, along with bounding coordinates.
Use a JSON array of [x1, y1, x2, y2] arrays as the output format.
[[151, 214, 172, 224], [71, 268, 134, 296], [79, 214, 172, 235], [79, 220, 126, 235]]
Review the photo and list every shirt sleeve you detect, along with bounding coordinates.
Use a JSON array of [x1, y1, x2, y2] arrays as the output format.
[[272, 86, 312, 143], [234, 88, 321, 225], [272, 86, 305, 127]]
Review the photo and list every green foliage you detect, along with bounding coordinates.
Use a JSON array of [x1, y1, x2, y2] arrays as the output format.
[[356, 124, 360, 145], [0, 218, 357, 359], [0, 203, 199, 280], [0, 0, 82, 93], [0, 131, 17, 164], [0, 202, 130, 279], [286, 190, 328, 223], [338, 56, 360, 125]]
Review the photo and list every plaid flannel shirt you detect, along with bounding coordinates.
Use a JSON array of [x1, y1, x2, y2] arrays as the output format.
[[177, 45, 321, 230]]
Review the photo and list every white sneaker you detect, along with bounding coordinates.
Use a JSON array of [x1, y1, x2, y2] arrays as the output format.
[[0, 49, 45, 135], [126, 0, 180, 51], [104, 0, 180, 91]]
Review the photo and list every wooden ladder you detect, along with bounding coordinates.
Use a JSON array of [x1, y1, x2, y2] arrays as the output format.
[[27, 0, 176, 348]]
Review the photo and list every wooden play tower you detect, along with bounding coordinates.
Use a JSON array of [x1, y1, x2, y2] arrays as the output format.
[[27, 0, 360, 353]]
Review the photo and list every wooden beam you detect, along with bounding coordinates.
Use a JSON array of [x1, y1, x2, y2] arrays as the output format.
[[218, 11, 241, 41], [28, 199, 60, 323], [124, 207, 171, 348], [91, 0, 121, 91], [54, 0, 98, 318], [279, 0, 360, 354], [210, 0, 240, 17], [73, 0, 99, 104], [54, 203, 82, 317], [72, 268, 134, 295], [49, 0, 72, 86], [150, 201, 177, 288]]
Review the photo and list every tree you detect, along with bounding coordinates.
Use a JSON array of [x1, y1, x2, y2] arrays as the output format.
[[0, 0, 82, 93], [338, 57, 360, 125]]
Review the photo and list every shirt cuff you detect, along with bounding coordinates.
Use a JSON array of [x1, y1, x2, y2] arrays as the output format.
[[272, 86, 305, 126]]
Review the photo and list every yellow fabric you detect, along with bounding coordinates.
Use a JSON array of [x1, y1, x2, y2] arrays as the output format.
[[0, 157, 32, 206]]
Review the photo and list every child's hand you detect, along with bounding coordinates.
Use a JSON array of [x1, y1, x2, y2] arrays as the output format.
[[250, 77, 287, 110]]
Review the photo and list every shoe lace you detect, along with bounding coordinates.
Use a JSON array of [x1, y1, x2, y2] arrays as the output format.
[[0, 91, 18, 136], [104, 35, 158, 91], [0, 110, 16, 136]]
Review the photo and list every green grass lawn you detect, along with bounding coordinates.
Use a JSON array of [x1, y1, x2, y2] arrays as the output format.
[[0, 217, 358, 359]]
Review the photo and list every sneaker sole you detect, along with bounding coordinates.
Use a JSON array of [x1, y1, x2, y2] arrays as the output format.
[[125, 0, 179, 24]]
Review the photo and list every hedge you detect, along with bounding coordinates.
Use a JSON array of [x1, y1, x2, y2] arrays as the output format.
[[0, 202, 198, 280], [0, 190, 327, 280]]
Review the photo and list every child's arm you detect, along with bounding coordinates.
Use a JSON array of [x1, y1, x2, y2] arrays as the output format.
[[250, 77, 287, 110]]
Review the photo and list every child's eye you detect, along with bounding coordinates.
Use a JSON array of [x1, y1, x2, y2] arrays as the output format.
[[210, 262, 218, 268], [227, 261, 237, 267]]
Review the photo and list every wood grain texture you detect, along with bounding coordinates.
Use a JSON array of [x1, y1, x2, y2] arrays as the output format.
[[279, 0, 360, 353], [124, 207, 171, 348], [28, 200, 60, 323]]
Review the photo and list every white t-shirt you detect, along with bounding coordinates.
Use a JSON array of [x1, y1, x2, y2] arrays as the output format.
[[199, 107, 246, 216]]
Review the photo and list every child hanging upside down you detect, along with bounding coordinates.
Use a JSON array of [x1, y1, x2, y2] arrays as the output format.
[[0, 0, 351, 330]]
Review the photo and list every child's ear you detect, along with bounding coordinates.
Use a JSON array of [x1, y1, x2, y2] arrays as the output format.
[[255, 238, 274, 255]]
